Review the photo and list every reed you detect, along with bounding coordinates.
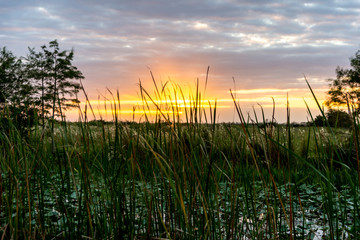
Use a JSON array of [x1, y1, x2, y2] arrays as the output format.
[[0, 75, 359, 239]]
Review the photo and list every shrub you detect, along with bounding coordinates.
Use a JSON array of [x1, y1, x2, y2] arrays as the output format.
[[313, 109, 352, 128], [326, 109, 352, 128]]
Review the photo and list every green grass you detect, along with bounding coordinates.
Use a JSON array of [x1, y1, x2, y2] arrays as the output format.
[[0, 79, 359, 239]]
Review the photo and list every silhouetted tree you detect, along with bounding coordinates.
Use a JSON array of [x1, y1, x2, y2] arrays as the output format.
[[26, 47, 52, 126], [0, 47, 25, 107], [326, 109, 352, 128], [0, 47, 38, 132], [0, 47, 15, 106], [36, 40, 84, 123], [313, 109, 352, 128], [313, 114, 325, 127], [1, 41, 84, 133], [326, 50, 360, 113]]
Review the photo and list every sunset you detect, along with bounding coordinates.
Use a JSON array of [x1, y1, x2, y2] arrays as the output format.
[[2, 0, 359, 122], [72, 87, 327, 122], [1, 1, 360, 239]]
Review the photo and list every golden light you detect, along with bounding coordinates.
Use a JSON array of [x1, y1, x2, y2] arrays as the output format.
[[64, 83, 327, 123]]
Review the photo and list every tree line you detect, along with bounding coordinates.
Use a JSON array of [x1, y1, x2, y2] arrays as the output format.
[[0, 40, 83, 130]]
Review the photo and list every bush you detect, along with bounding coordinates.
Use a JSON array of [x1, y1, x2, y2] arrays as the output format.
[[0, 105, 39, 136], [313, 109, 352, 128], [313, 115, 326, 127], [326, 109, 352, 128]]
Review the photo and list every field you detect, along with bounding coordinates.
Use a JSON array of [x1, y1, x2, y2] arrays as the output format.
[[1, 83, 360, 239]]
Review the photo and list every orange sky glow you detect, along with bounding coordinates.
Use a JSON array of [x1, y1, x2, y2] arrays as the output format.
[[65, 84, 328, 123]]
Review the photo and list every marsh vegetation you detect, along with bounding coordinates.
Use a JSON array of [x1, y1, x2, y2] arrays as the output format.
[[1, 43, 360, 239], [1, 79, 360, 240]]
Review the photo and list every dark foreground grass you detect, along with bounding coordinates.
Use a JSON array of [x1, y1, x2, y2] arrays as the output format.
[[0, 79, 360, 239]]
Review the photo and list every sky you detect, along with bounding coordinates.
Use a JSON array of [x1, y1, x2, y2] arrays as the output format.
[[1, 0, 359, 123]]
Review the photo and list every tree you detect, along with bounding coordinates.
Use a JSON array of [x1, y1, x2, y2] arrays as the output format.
[[26, 47, 52, 126], [0, 47, 38, 132], [313, 114, 325, 127], [40, 40, 83, 120], [27, 40, 84, 124], [0, 47, 14, 106], [326, 50, 360, 113], [326, 109, 352, 128], [313, 109, 352, 128], [0, 47, 25, 107], [1, 40, 84, 132]]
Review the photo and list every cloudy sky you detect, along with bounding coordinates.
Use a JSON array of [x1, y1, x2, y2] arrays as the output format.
[[1, 0, 359, 122]]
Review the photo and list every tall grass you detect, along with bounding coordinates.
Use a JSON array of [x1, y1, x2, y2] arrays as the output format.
[[0, 75, 359, 239]]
